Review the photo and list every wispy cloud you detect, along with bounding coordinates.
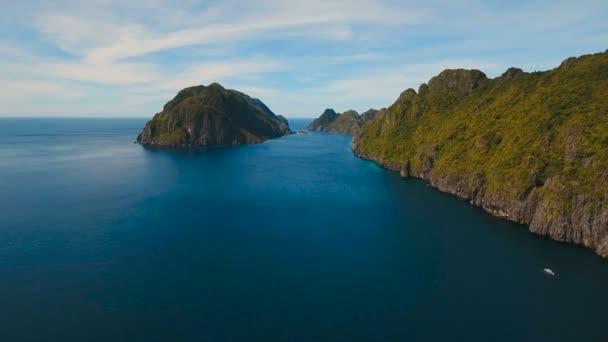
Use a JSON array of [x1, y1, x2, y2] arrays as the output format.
[[161, 58, 286, 90], [0, 78, 87, 99], [1, 0, 607, 117]]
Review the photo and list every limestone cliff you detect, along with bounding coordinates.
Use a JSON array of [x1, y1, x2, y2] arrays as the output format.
[[354, 50, 608, 257]]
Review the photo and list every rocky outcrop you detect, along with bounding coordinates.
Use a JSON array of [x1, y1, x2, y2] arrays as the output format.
[[427, 69, 489, 96], [361, 109, 381, 121], [307, 108, 384, 135], [327, 110, 362, 135], [137, 83, 291, 147], [306, 109, 339, 131], [354, 50, 608, 258]]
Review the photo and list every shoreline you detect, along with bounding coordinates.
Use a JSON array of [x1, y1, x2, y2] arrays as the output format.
[[351, 141, 608, 260]]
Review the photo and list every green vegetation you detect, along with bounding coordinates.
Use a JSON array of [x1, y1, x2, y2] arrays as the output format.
[[307, 109, 340, 131], [307, 108, 382, 135], [157, 128, 189, 145], [357, 51, 608, 202], [137, 83, 291, 147], [356, 51, 608, 258]]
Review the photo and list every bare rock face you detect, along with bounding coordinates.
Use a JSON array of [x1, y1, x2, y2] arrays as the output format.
[[137, 83, 291, 147]]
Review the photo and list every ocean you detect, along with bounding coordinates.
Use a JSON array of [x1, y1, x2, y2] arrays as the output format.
[[0, 118, 606, 341]]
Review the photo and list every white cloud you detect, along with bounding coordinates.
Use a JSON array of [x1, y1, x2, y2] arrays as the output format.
[[32, 0, 432, 63], [161, 58, 286, 91], [1, 0, 607, 117], [0, 79, 87, 99], [34, 13, 143, 55], [41, 61, 159, 85]]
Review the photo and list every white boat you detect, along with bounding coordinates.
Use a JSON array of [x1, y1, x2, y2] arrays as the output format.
[[544, 268, 556, 276]]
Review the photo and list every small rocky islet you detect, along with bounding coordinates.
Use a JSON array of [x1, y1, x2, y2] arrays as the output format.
[[137, 83, 291, 147]]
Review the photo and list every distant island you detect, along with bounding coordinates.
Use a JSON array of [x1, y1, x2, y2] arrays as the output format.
[[352, 50, 608, 258], [307, 108, 384, 135], [137, 83, 291, 147]]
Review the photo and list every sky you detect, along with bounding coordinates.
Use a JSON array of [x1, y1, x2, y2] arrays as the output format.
[[1, 0, 607, 118]]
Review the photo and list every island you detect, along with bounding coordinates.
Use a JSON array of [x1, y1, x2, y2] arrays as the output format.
[[307, 108, 384, 135], [354, 50, 608, 257], [137, 83, 291, 147]]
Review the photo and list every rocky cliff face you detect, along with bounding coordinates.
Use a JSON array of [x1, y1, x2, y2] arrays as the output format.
[[354, 50, 608, 257], [307, 108, 383, 135], [137, 83, 291, 147]]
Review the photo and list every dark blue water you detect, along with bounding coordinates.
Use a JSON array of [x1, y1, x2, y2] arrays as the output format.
[[1, 118, 607, 341]]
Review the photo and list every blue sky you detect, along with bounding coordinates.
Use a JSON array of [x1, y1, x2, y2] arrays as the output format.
[[1, 0, 607, 118]]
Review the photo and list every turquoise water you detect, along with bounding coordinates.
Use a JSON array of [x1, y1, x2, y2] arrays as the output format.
[[0, 118, 607, 341]]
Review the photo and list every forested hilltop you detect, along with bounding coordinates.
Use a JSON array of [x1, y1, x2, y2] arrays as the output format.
[[354, 50, 608, 257], [138, 83, 290, 147], [307, 108, 384, 135]]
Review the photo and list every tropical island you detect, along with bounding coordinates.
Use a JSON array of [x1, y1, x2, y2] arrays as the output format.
[[350, 50, 608, 258], [137, 83, 291, 147]]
